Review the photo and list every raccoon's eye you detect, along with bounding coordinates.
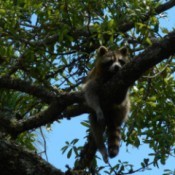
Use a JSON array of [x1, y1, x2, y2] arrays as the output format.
[[102, 60, 113, 68], [119, 59, 126, 66]]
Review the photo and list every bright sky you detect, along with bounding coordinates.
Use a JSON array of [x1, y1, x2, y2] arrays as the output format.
[[40, 7, 175, 175]]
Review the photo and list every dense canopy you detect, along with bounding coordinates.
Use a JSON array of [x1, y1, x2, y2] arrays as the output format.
[[0, 0, 175, 175]]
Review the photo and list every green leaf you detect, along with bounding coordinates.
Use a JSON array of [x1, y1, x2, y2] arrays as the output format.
[[147, 101, 157, 107], [81, 121, 90, 128], [144, 158, 149, 166], [61, 57, 67, 65], [145, 37, 152, 45], [61, 146, 68, 154], [65, 141, 69, 145], [141, 162, 145, 168], [71, 138, 79, 145], [149, 96, 156, 101], [67, 148, 72, 159], [161, 27, 169, 34], [73, 146, 78, 156]]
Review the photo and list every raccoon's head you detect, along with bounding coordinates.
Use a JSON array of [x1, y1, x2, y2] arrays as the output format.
[[96, 46, 129, 75]]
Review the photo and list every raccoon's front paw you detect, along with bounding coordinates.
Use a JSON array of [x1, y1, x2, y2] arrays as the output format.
[[96, 109, 104, 122], [99, 146, 108, 164], [103, 154, 109, 164]]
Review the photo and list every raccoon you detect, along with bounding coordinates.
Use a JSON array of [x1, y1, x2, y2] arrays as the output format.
[[82, 46, 130, 163]]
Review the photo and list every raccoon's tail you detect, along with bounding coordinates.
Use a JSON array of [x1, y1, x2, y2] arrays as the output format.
[[107, 126, 121, 158]]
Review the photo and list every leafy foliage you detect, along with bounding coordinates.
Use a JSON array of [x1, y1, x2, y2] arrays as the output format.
[[0, 0, 175, 175], [125, 62, 175, 168]]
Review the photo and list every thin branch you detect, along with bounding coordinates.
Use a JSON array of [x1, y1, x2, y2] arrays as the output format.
[[116, 30, 175, 86], [39, 127, 48, 161], [143, 56, 173, 79], [24, 0, 175, 49], [118, 0, 175, 33], [118, 161, 154, 175]]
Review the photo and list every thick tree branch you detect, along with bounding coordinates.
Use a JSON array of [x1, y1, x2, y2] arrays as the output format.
[[1, 1, 174, 174], [156, 0, 175, 13], [0, 30, 175, 136], [0, 77, 56, 103], [0, 95, 84, 135], [14, 98, 83, 134], [0, 110, 17, 136], [75, 29, 175, 169], [62, 29, 175, 120], [120, 29, 175, 86], [0, 102, 62, 135], [0, 139, 64, 175], [59, 29, 175, 114], [0, 76, 83, 104], [96, 30, 175, 106]]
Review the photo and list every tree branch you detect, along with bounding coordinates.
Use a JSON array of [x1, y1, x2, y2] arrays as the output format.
[[0, 30, 175, 135], [0, 96, 84, 136], [0, 77, 56, 103], [119, 0, 175, 33], [122, 29, 175, 86], [156, 0, 175, 13], [27, 0, 175, 48], [74, 133, 97, 170], [94, 29, 175, 106], [62, 29, 175, 120], [74, 29, 175, 170], [68, 29, 175, 170], [0, 139, 64, 175]]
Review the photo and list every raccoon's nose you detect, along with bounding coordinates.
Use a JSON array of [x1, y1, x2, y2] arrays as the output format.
[[114, 65, 120, 71]]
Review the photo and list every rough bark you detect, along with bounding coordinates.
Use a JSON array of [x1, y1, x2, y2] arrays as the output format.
[[0, 139, 64, 175]]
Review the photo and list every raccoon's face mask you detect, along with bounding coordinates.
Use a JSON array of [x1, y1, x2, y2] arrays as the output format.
[[101, 53, 127, 73], [99, 48, 128, 73]]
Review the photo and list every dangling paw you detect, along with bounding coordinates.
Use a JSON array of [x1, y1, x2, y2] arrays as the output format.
[[96, 109, 104, 121], [99, 146, 109, 164]]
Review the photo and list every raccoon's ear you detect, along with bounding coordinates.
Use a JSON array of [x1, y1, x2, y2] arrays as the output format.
[[119, 47, 128, 56], [97, 46, 108, 56]]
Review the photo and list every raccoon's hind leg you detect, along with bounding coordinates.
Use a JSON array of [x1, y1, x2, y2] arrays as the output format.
[[89, 115, 108, 163]]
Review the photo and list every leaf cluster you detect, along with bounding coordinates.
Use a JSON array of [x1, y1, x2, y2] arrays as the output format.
[[0, 0, 175, 175]]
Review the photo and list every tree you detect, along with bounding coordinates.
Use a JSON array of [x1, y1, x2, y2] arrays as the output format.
[[0, 0, 175, 174]]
